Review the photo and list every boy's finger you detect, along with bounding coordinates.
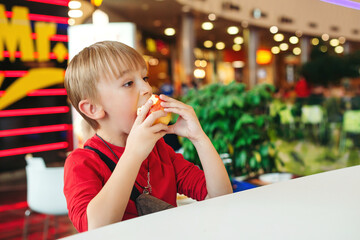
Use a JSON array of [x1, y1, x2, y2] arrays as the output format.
[[155, 130, 168, 140], [159, 94, 173, 101], [159, 94, 178, 103], [134, 99, 153, 124], [151, 122, 168, 133], [160, 101, 188, 109], [160, 94, 188, 109], [163, 107, 192, 121], [165, 124, 176, 135], [144, 110, 169, 126]]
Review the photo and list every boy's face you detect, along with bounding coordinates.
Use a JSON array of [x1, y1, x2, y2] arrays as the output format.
[[96, 67, 152, 136]]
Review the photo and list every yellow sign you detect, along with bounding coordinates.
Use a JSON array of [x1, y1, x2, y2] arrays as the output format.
[[0, 4, 68, 63], [0, 4, 68, 110], [0, 68, 65, 110], [0, 72, 4, 88]]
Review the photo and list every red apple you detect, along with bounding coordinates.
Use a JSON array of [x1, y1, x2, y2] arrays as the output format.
[[138, 94, 172, 125]]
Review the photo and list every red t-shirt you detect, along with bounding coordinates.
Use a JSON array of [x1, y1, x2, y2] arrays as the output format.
[[64, 135, 207, 232]]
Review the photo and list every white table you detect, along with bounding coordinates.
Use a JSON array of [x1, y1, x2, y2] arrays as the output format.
[[62, 165, 360, 240]]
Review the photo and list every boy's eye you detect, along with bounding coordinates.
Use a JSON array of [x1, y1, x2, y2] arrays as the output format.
[[123, 81, 133, 87], [143, 77, 149, 82]]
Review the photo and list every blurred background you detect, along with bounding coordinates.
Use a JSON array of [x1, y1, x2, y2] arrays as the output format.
[[0, 0, 360, 239]]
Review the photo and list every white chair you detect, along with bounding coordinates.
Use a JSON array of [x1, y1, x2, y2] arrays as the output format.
[[339, 110, 360, 152], [23, 155, 68, 240], [301, 105, 323, 124], [301, 105, 325, 143]]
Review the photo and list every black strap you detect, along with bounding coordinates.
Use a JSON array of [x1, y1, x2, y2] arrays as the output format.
[[84, 145, 141, 201], [85, 146, 116, 171]]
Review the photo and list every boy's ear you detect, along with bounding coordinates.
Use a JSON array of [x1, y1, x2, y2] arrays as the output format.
[[78, 99, 105, 120]]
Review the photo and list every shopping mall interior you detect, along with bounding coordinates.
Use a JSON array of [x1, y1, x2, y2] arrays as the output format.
[[0, 0, 360, 239]]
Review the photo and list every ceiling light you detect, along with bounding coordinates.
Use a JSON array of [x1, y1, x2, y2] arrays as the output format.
[[195, 60, 201, 67], [164, 28, 175, 36], [270, 26, 278, 34], [68, 18, 75, 26], [148, 58, 159, 66], [232, 61, 245, 68], [232, 44, 241, 51], [321, 33, 329, 41], [194, 69, 206, 79], [335, 45, 344, 54], [274, 33, 284, 42], [204, 40, 213, 48], [330, 39, 340, 47], [68, 10, 83, 18], [227, 26, 239, 35], [289, 36, 299, 44], [216, 42, 225, 50], [311, 38, 320, 45], [293, 47, 301, 55], [234, 36, 244, 44], [279, 43, 289, 51], [202, 22, 214, 30], [320, 45, 328, 52], [271, 46, 280, 54], [200, 60, 207, 68], [295, 30, 303, 37], [69, 1, 81, 9], [339, 36, 346, 44], [92, 9, 109, 25], [208, 13, 216, 21]]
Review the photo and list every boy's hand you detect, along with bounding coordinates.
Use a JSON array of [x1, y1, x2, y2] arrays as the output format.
[[159, 94, 205, 143], [125, 99, 169, 161]]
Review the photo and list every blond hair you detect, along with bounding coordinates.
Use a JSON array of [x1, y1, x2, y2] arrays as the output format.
[[65, 41, 147, 129]]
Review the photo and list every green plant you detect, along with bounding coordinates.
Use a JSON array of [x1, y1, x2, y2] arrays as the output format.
[[181, 82, 277, 177]]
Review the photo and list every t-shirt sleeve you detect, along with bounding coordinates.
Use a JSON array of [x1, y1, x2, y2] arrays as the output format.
[[63, 149, 108, 232], [161, 139, 207, 201]]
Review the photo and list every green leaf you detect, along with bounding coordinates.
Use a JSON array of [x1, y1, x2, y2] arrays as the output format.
[[246, 137, 253, 145], [235, 120, 242, 131], [218, 108, 226, 117], [235, 150, 247, 169], [259, 144, 269, 157], [252, 94, 261, 105], [249, 156, 257, 169], [261, 157, 269, 171], [235, 138, 246, 147], [240, 114, 254, 124], [255, 116, 265, 127], [234, 97, 244, 108]]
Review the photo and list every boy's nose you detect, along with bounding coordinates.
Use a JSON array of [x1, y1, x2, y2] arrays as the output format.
[[139, 79, 152, 95]]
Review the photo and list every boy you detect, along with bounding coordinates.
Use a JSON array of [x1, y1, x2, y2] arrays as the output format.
[[64, 41, 232, 232]]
